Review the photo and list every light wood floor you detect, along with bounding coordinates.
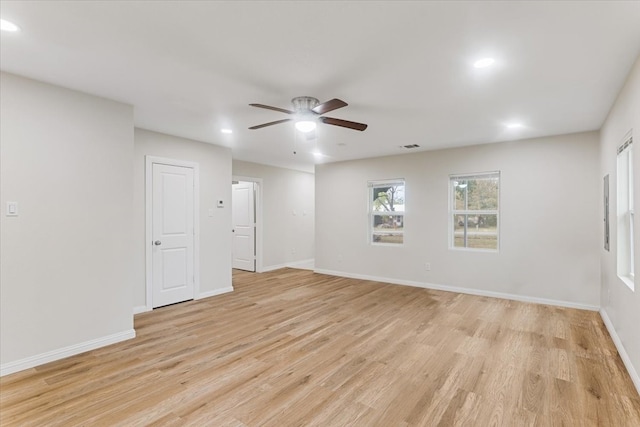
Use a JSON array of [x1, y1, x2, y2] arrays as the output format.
[[1, 269, 639, 426]]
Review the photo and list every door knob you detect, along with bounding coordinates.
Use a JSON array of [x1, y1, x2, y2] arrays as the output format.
[[154, 240, 162, 246]]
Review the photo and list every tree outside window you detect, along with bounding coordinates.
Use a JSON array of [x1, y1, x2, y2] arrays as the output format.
[[369, 180, 405, 245], [450, 172, 499, 250]]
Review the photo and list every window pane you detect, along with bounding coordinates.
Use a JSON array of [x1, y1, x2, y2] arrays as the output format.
[[369, 180, 405, 245], [372, 233, 404, 244], [629, 147, 634, 210], [372, 185, 405, 212], [630, 212, 635, 277], [453, 214, 498, 250], [466, 177, 499, 210], [373, 214, 404, 231], [617, 141, 634, 288], [452, 176, 498, 211], [453, 181, 466, 210]]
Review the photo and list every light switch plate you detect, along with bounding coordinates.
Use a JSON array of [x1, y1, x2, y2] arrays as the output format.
[[6, 201, 18, 216]]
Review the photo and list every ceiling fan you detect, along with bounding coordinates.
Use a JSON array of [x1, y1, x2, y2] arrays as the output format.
[[249, 96, 368, 132]]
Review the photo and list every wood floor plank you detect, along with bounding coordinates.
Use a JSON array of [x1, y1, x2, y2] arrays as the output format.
[[1, 268, 638, 426]]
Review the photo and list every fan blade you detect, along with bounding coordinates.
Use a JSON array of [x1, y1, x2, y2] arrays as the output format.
[[248, 118, 293, 130], [319, 116, 368, 131], [249, 103, 294, 114], [312, 98, 348, 115]]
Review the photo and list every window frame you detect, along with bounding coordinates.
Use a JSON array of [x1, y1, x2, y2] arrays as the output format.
[[449, 171, 500, 252], [616, 134, 634, 291], [368, 179, 405, 246]]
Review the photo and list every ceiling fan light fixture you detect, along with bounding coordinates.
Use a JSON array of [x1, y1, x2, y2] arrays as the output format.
[[249, 97, 366, 132], [295, 120, 317, 133]]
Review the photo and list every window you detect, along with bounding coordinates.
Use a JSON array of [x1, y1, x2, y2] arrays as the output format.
[[450, 172, 500, 251], [617, 134, 634, 290], [369, 179, 405, 245]]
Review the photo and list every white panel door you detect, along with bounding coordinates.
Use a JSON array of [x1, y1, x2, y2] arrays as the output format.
[[152, 163, 195, 308], [232, 182, 255, 271]]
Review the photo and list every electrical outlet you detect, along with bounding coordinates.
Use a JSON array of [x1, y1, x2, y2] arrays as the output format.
[[425, 263, 431, 271]]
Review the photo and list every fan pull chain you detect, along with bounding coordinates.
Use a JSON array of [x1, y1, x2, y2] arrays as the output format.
[[292, 126, 298, 155]]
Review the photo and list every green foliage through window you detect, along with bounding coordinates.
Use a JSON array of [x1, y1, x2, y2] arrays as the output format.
[[450, 172, 499, 250], [369, 180, 405, 244]]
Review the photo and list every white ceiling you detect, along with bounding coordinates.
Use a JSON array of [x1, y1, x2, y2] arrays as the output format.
[[1, 1, 639, 173]]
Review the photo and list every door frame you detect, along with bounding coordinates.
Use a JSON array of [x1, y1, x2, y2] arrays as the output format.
[[232, 175, 263, 272], [145, 156, 200, 311]]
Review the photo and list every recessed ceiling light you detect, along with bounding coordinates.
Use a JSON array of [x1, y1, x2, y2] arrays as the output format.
[[0, 19, 20, 32], [473, 58, 495, 69], [220, 128, 233, 134], [505, 122, 523, 129]]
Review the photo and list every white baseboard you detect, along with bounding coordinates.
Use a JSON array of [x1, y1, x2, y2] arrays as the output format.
[[600, 309, 640, 396], [262, 258, 315, 272], [196, 286, 234, 300], [133, 305, 151, 315], [313, 269, 600, 312], [0, 329, 136, 377], [262, 263, 287, 272], [287, 258, 315, 270], [135, 288, 235, 312]]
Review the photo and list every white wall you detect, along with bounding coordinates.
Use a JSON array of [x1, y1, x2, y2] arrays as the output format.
[[0, 73, 135, 373], [232, 160, 314, 270], [599, 56, 640, 390], [316, 131, 600, 308], [133, 129, 233, 309]]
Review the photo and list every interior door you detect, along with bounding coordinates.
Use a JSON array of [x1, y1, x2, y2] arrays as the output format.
[[152, 163, 195, 308], [232, 182, 256, 271]]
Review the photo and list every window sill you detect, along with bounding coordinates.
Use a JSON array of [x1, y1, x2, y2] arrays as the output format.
[[617, 275, 635, 292], [449, 247, 499, 253]]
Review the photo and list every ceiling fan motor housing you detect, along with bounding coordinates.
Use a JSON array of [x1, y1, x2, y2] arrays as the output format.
[[249, 97, 366, 131], [292, 96, 320, 112]]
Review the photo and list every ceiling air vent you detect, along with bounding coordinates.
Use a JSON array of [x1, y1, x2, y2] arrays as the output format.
[[401, 144, 420, 149]]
